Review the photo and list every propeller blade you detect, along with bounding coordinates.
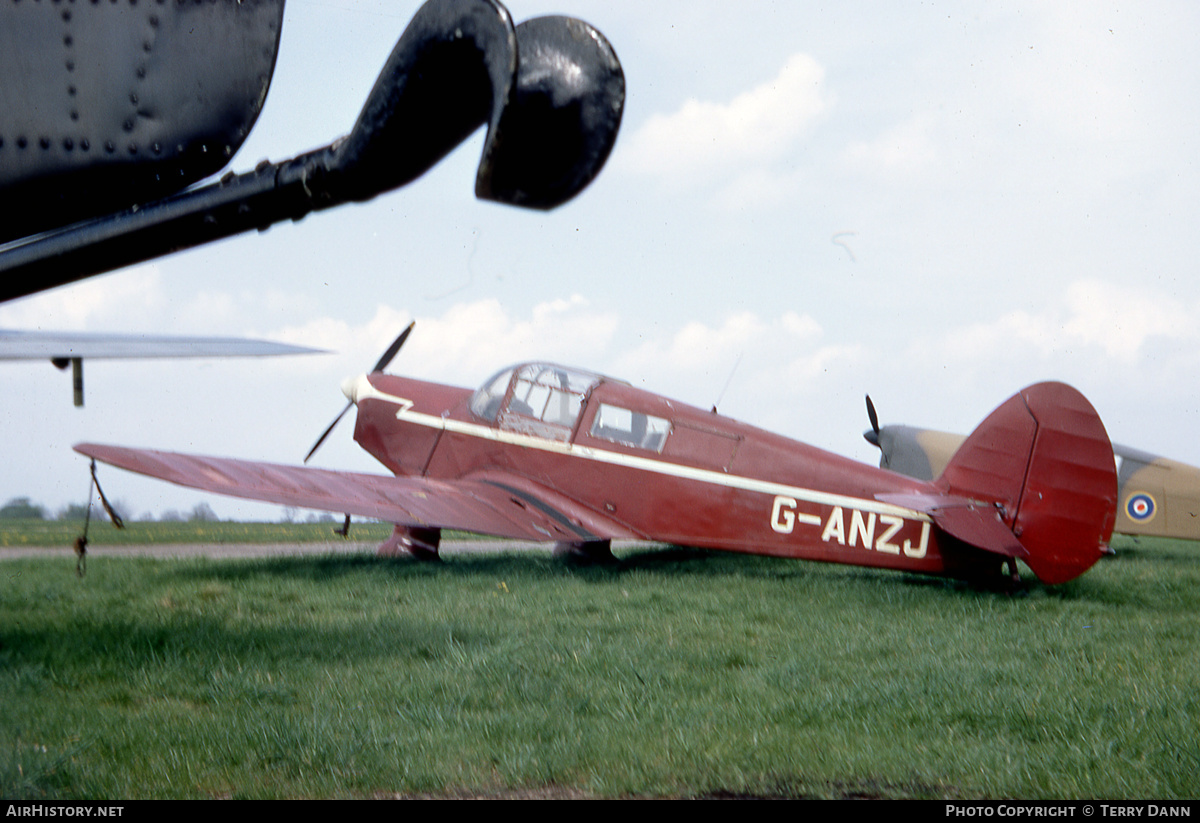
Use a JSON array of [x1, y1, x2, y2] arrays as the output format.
[[371, 321, 415, 373], [864, 394, 881, 447], [305, 321, 415, 464], [304, 401, 353, 464]]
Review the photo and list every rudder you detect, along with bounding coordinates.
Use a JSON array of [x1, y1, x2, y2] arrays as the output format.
[[937, 382, 1117, 584]]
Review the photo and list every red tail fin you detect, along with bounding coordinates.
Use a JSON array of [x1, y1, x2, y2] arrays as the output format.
[[937, 382, 1117, 584]]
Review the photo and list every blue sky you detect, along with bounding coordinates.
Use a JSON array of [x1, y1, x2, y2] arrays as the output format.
[[3, 0, 1199, 521]]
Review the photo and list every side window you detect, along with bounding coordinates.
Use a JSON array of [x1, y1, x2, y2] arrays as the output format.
[[510, 376, 582, 424], [589, 404, 671, 452]]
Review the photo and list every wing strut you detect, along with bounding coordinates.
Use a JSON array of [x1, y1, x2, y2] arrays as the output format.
[[72, 358, 83, 408]]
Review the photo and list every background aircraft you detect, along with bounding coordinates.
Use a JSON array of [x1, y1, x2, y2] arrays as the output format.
[[0, 0, 625, 300], [863, 403, 1200, 542], [76, 333, 1118, 587], [0, 330, 323, 407]]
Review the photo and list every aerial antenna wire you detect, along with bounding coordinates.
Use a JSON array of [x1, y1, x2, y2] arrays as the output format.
[[712, 352, 743, 413]]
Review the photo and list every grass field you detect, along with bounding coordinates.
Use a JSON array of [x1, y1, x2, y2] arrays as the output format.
[[1, 531, 1198, 799]]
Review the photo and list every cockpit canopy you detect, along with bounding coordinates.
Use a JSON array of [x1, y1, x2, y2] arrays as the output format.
[[470, 363, 607, 442], [471, 363, 604, 423], [470, 362, 673, 453]]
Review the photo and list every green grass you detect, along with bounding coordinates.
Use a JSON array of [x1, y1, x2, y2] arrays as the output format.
[[0, 519, 397, 547], [1, 535, 1198, 799]]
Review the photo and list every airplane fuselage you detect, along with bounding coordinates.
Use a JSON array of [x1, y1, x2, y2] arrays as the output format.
[[76, 362, 1115, 586], [350, 370, 999, 579]]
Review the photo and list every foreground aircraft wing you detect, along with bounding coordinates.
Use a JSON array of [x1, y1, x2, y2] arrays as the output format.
[[2, 330, 325, 406], [73, 444, 641, 544], [0, 330, 323, 360]]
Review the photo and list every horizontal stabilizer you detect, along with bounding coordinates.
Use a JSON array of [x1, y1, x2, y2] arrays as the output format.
[[876, 492, 1027, 559]]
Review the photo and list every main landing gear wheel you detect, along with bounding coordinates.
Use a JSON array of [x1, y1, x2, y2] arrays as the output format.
[[552, 539, 615, 563], [379, 524, 442, 561]]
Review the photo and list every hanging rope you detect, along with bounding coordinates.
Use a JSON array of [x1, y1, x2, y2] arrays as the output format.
[[90, 459, 124, 530], [73, 460, 125, 578], [73, 533, 87, 578], [74, 464, 94, 577]]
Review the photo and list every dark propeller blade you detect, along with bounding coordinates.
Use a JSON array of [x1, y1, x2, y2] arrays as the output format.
[[304, 402, 353, 465], [304, 321, 415, 464], [371, 321, 415, 374], [864, 394, 881, 447]]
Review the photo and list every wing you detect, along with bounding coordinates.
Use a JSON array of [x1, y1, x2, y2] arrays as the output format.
[[2, 330, 324, 406], [0, 330, 323, 360], [74, 443, 642, 544]]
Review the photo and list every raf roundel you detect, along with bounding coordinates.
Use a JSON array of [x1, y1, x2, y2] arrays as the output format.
[[1125, 492, 1157, 522]]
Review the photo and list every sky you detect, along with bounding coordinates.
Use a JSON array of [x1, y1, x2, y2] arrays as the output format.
[[2, 0, 1199, 522]]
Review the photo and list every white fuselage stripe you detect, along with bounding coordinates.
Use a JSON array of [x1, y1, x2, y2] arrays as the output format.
[[351, 377, 930, 522]]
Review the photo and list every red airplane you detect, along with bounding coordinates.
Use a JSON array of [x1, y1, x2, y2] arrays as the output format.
[[75, 327, 1119, 586]]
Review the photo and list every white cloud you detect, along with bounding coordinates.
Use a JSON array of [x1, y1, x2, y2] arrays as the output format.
[[0, 266, 321, 339], [0, 265, 166, 330], [407, 296, 620, 377], [274, 296, 621, 382], [854, 276, 1200, 454], [619, 53, 830, 200], [607, 309, 863, 430], [842, 115, 938, 179], [933, 279, 1197, 366], [273, 300, 846, 432], [711, 166, 810, 211], [1059, 280, 1193, 359], [616, 311, 817, 374]]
